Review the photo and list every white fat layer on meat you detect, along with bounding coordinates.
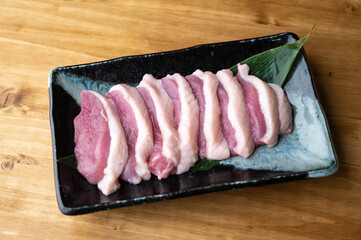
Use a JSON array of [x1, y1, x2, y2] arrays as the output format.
[[166, 74, 200, 174], [109, 84, 153, 181], [269, 83, 293, 135], [237, 64, 279, 147], [138, 74, 180, 166], [216, 69, 255, 158], [90, 91, 128, 196], [193, 70, 230, 160]]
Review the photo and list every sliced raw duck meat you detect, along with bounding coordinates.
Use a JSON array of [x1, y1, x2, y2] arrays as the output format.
[[186, 70, 230, 160], [73, 64, 295, 195], [216, 69, 255, 158], [107, 84, 153, 184], [162, 73, 200, 174], [236, 64, 279, 147], [137, 74, 180, 179], [74, 90, 128, 196], [269, 83, 293, 135]]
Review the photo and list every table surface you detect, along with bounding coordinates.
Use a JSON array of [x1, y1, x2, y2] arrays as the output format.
[[1, 0, 360, 239]]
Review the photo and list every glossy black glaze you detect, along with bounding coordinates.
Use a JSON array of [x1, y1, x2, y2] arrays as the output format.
[[49, 32, 336, 215]]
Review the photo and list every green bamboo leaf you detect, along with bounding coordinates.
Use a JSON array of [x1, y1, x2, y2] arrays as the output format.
[[190, 158, 221, 171], [230, 26, 314, 87], [56, 154, 77, 169]]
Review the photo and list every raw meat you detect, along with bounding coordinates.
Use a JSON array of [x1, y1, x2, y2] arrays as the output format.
[[186, 70, 230, 160], [236, 64, 279, 147], [73, 64, 294, 194], [216, 69, 255, 158], [162, 73, 200, 174], [107, 84, 153, 184], [137, 74, 180, 179], [74, 90, 128, 196], [269, 83, 293, 135]]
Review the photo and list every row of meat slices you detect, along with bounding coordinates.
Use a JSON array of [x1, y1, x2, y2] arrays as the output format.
[[74, 64, 293, 196]]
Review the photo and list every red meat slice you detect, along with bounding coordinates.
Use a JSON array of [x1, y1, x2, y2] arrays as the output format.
[[236, 64, 279, 147], [74, 90, 128, 196], [107, 84, 153, 184], [137, 74, 180, 179], [162, 73, 200, 174], [269, 83, 293, 135], [217, 69, 255, 158], [186, 70, 230, 160]]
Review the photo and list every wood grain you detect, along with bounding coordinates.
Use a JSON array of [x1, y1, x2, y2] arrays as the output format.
[[1, 0, 360, 239]]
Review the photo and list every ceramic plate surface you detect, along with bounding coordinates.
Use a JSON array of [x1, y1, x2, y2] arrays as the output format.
[[49, 32, 338, 215]]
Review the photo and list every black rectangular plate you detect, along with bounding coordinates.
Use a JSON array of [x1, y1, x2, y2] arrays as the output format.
[[49, 32, 338, 215]]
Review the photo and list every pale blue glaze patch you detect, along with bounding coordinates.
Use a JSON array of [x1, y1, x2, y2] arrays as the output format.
[[220, 93, 336, 172], [55, 72, 140, 105], [55, 72, 114, 105]]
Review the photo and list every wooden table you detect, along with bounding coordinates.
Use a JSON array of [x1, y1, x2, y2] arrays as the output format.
[[1, 0, 360, 239]]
